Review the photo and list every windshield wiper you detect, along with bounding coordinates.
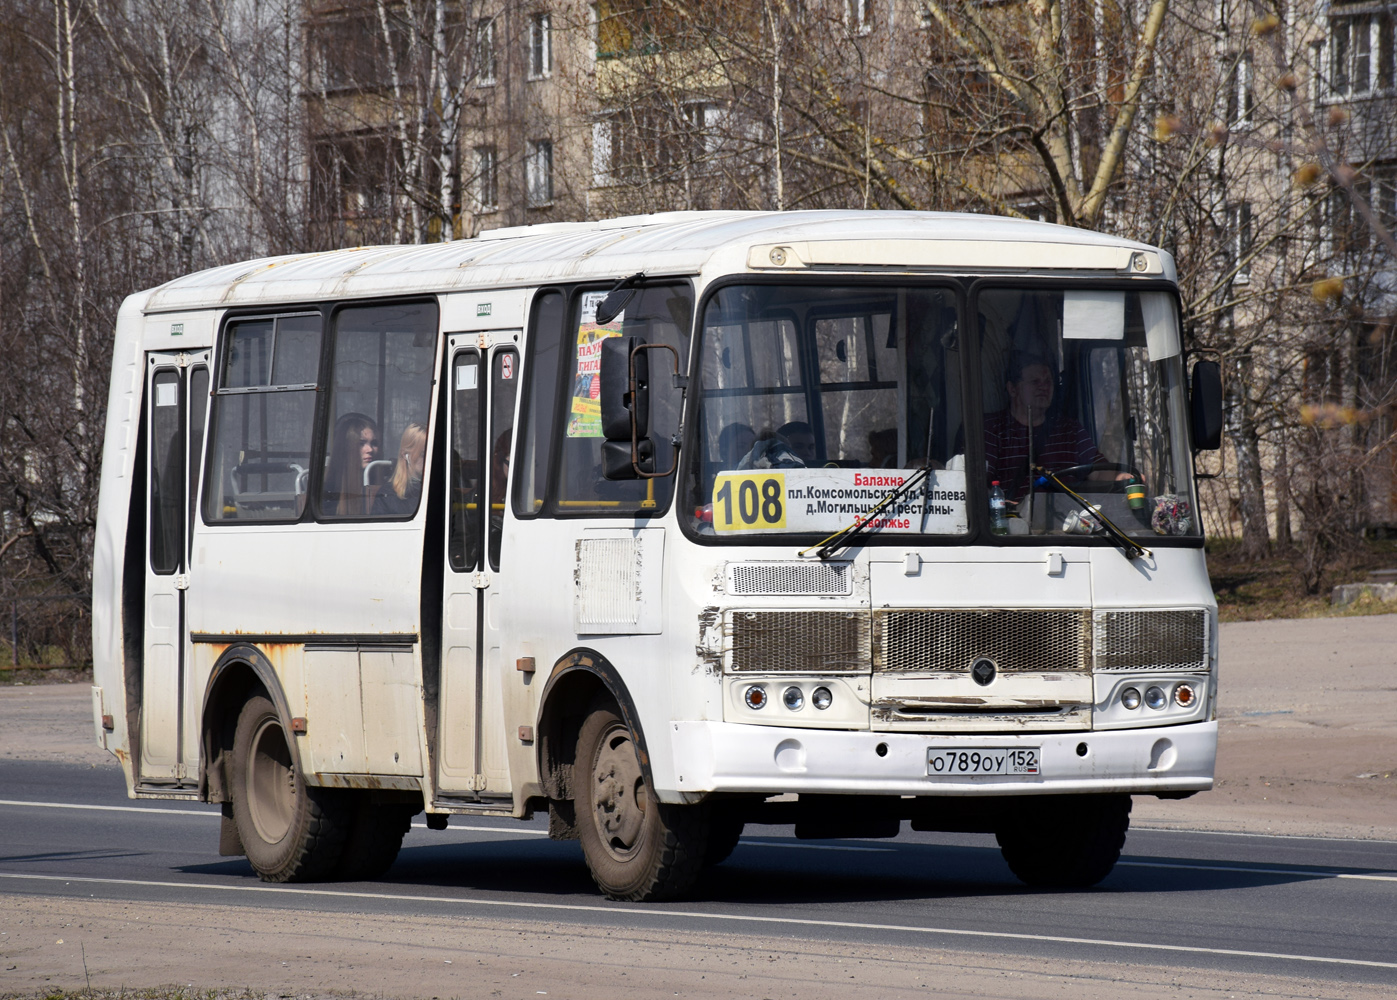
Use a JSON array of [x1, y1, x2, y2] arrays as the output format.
[[1033, 467, 1153, 561], [802, 467, 932, 562]]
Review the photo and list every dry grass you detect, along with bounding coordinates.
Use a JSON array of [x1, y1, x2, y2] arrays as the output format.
[[1208, 535, 1397, 622]]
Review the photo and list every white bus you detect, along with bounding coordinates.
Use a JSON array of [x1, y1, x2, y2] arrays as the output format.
[[92, 211, 1223, 900]]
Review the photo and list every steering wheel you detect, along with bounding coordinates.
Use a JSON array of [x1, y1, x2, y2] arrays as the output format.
[[1036, 462, 1143, 493]]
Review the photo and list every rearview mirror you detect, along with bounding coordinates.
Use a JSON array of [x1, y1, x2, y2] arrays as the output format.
[[1190, 360, 1223, 451], [599, 336, 683, 480], [600, 336, 649, 440]]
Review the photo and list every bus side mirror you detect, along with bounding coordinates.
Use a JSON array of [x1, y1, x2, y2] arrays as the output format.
[[600, 336, 649, 440], [1190, 360, 1223, 451], [599, 336, 682, 481]]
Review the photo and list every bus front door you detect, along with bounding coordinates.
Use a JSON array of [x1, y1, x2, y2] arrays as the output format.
[[139, 350, 210, 787], [437, 335, 520, 799]]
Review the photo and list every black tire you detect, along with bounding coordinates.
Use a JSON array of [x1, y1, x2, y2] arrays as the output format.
[[575, 699, 710, 901], [334, 797, 414, 881], [996, 794, 1131, 888], [703, 810, 745, 868], [230, 694, 349, 883]]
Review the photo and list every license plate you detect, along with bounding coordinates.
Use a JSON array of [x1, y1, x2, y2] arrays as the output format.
[[926, 747, 1040, 777]]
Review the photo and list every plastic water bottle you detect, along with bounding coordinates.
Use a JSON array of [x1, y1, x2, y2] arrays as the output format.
[[989, 481, 1008, 535]]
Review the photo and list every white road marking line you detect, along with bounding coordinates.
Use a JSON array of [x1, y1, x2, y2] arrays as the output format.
[[0, 799, 213, 817], [411, 824, 547, 835], [738, 840, 895, 853], [1119, 860, 1397, 882], [1132, 826, 1397, 846], [0, 871, 1393, 971], [0, 804, 877, 849]]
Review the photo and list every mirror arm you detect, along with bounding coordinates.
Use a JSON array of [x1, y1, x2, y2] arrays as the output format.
[[629, 342, 682, 480]]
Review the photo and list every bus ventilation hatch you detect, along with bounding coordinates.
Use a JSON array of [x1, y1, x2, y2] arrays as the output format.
[[727, 561, 853, 596]]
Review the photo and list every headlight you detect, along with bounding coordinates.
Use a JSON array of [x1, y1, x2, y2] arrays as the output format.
[[1174, 682, 1196, 707], [812, 686, 833, 710], [783, 686, 804, 711], [744, 685, 767, 710], [1144, 685, 1168, 710], [1120, 687, 1141, 710]]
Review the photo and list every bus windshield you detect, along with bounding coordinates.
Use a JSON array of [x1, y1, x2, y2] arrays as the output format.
[[688, 282, 1198, 541]]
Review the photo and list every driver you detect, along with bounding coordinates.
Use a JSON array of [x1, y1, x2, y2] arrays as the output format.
[[983, 353, 1125, 502]]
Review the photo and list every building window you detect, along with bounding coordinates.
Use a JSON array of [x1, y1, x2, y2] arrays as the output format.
[[847, 0, 872, 35], [475, 145, 498, 211], [529, 12, 552, 79], [1227, 202, 1253, 283], [477, 18, 496, 86], [527, 139, 553, 206], [1330, 13, 1395, 96], [1227, 52, 1254, 126], [591, 119, 613, 187]]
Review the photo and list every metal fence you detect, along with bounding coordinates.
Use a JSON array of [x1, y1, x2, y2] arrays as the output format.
[[4, 593, 91, 669]]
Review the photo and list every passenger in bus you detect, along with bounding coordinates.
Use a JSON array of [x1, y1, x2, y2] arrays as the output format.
[[372, 422, 426, 516], [777, 420, 818, 465], [716, 422, 755, 470], [324, 412, 379, 515], [868, 428, 897, 468], [982, 353, 1123, 501]]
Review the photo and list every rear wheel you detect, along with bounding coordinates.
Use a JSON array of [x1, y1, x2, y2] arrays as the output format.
[[575, 700, 709, 901], [231, 694, 348, 882], [996, 794, 1131, 888], [334, 796, 414, 880]]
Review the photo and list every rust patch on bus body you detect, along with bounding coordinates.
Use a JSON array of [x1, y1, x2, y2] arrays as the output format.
[[695, 606, 723, 676]]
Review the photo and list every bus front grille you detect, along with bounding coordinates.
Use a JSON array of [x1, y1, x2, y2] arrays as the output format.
[[726, 610, 870, 672], [873, 609, 1092, 673], [1092, 609, 1208, 671]]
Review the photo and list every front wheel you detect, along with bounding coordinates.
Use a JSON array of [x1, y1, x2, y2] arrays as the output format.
[[230, 694, 348, 882], [575, 700, 709, 901], [996, 794, 1131, 888]]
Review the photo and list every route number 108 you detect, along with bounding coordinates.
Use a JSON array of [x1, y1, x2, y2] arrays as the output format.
[[712, 473, 787, 532]]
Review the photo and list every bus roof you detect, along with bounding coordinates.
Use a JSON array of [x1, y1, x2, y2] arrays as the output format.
[[141, 210, 1173, 313]]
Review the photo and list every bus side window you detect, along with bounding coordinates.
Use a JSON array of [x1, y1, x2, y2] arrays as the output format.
[[513, 290, 566, 518], [318, 301, 438, 520], [555, 283, 691, 514], [204, 315, 321, 523]]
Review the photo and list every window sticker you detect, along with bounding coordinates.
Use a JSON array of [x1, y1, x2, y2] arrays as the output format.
[[155, 381, 178, 408], [566, 291, 624, 438], [501, 353, 514, 380], [457, 362, 479, 390], [1063, 290, 1125, 340], [711, 468, 968, 534]]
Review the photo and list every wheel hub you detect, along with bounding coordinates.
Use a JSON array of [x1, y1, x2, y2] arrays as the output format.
[[591, 724, 646, 860], [247, 718, 295, 845]]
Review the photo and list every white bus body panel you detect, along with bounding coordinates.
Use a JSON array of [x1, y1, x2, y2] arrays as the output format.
[[92, 210, 1205, 813]]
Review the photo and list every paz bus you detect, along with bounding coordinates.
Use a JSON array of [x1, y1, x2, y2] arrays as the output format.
[[91, 210, 1223, 901]]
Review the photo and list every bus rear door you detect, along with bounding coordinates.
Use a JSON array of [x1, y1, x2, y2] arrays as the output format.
[[437, 333, 520, 799]]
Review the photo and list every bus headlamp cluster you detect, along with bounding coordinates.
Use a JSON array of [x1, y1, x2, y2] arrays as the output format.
[[744, 684, 834, 712], [1118, 682, 1196, 711]]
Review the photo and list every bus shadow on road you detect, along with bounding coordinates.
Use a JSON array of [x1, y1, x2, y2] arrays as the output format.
[[173, 836, 1357, 903]]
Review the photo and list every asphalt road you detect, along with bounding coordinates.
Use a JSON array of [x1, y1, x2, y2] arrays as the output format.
[[2, 759, 1395, 988]]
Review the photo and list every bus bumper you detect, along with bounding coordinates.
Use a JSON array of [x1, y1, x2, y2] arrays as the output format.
[[667, 719, 1216, 798]]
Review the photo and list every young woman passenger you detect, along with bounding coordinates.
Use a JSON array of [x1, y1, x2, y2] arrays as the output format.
[[372, 422, 427, 516], [324, 412, 379, 515]]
